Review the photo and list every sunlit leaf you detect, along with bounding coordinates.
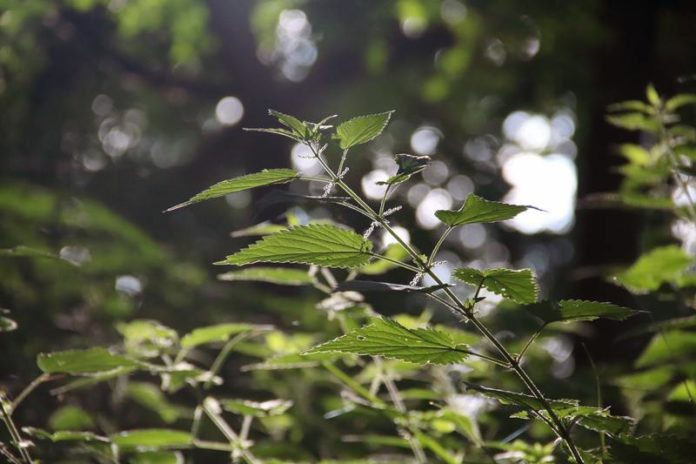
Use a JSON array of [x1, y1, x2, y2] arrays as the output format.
[[336, 280, 449, 293], [466, 383, 578, 413], [24, 427, 109, 443], [217, 224, 373, 269], [614, 245, 693, 293], [269, 109, 309, 138], [306, 317, 470, 365], [130, 451, 184, 464], [646, 84, 660, 106], [636, 330, 696, 368], [111, 429, 192, 449], [242, 351, 342, 371], [220, 398, 293, 417], [666, 94, 696, 112], [117, 319, 178, 358], [165, 169, 298, 212], [180, 323, 272, 348], [359, 243, 409, 275], [607, 100, 653, 114], [335, 111, 394, 149], [606, 112, 660, 132], [217, 267, 313, 286], [378, 154, 432, 185], [522, 299, 639, 325], [37, 347, 142, 374], [453, 268, 538, 304], [435, 194, 531, 227], [230, 221, 287, 238]]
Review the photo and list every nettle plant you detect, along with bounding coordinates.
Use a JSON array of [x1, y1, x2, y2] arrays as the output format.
[[2, 110, 646, 464]]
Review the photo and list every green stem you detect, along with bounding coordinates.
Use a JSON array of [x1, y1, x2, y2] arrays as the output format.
[[0, 394, 33, 464], [322, 362, 385, 407], [9, 374, 52, 415], [204, 333, 249, 390], [427, 226, 453, 267], [379, 184, 392, 217], [369, 252, 422, 273], [307, 142, 584, 463]]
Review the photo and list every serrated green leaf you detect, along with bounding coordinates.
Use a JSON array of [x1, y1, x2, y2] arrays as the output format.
[[165, 169, 298, 212], [378, 154, 432, 185], [217, 224, 373, 269], [269, 109, 309, 138], [435, 194, 530, 227], [180, 323, 272, 348], [522, 299, 639, 325], [220, 398, 293, 417], [111, 429, 192, 449], [335, 111, 393, 149], [217, 267, 313, 285], [37, 347, 141, 374], [306, 317, 470, 365], [242, 351, 342, 371], [511, 404, 634, 436], [453, 268, 538, 304], [466, 383, 578, 413], [614, 245, 693, 293], [607, 100, 653, 113]]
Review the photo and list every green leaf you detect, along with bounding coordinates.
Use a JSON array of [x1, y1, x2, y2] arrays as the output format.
[[614, 245, 693, 293], [217, 267, 313, 286], [306, 317, 470, 365], [453, 268, 538, 304], [466, 383, 578, 413], [37, 347, 141, 374], [117, 320, 178, 358], [335, 111, 393, 149], [606, 112, 660, 132], [180, 323, 272, 348], [378, 154, 432, 185], [435, 194, 530, 227], [111, 429, 192, 449], [360, 243, 409, 275], [127, 382, 184, 424], [636, 330, 696, 367], [268, 109, 309, 138], [217, 224, 373, 269], [0, 315, 18, 332], [646, 84, 661, 106], [242, 351, 342, 371], [220, 398, 293, 417], [130, 451, 184, 464], [607, 100, 653, 114], [666, 94, 696, 112], [49, 405, 94, 431], [165, 169, 298, 212], [522, 299, 639, 325]]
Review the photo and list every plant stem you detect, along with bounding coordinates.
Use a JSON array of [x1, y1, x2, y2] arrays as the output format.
[[9, 374, 51, 415], [204, 333, 249, 390], [427, 226, 453, 267], [307, 141, 585, 463], [0, 394, 33, 464]]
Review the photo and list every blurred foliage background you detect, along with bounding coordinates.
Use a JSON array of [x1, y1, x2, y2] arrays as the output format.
[[2, 0, 696, 461]]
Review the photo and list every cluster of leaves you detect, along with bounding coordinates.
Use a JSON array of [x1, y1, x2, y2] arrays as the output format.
[[2, 102, 695, 463]]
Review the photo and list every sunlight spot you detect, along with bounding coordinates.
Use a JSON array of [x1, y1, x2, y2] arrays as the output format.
[[361, 169, 389, 200], [382, 226, 411, 247], [215, 96, 244, 126], [416, 188, 452, 229], [115, 275, 142, 296], [290, 143, 322, 175], [410, 126, 441, 155]]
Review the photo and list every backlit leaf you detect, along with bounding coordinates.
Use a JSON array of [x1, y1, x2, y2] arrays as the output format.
[[335, 111, 394, 149], [306, 317, 470, 365], [217, 224, 373, 269], [37, 347, 141, 374], [220, 398, 293, 417], [636, 330, 696, 368], [454, 268, 538, 304], [165, 169, 298, 212], [435, 194, 530, 227], [522, 300, 639, 325], [614, 245, 693, 293], [217, 267, 313, 286]]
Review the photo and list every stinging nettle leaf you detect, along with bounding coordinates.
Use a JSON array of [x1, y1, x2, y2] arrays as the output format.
[[378, 154, 432, 186], [522, 299, 639, 325], [165, 169, 298, 212], [220, 398, 293, 417], [614, 245, 693, 293], [335, 111, 394, 150], [306, 317, 470, 365], [217, 267, 313, 286], [217, 224, 373, 269], [454, 268, 538, 304], [435, 194, 531, 227], [37, 347, 142, 374], [268, 109, 309, 138]]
